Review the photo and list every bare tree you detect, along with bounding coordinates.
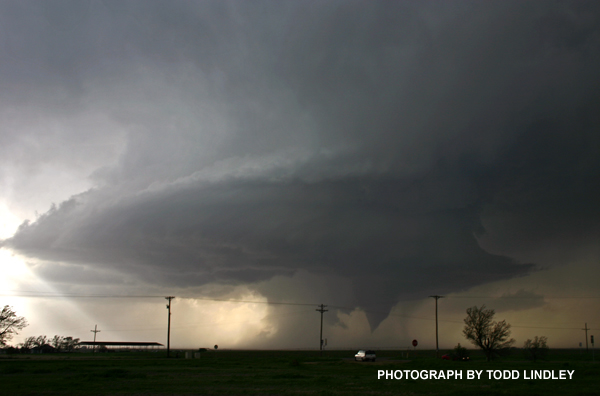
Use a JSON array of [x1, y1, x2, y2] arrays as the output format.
[[523, 336, 548, 362], [463, 305, 514, 361], [0, 305, 28, 346]]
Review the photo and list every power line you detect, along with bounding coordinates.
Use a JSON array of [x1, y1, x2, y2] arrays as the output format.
[[188, 297, 318, 306], [6, 290, 600, 303], [173, 309, 316, 329], [5, 291, 600, 334], [436, 318, 599, 331], [1, 293, 165, 298], [1, 292, 319, 306], [446, 295, 600, 299], [84, 308, 317, 333], [58, 318, 600, 336], [511, 324, 595, 331]]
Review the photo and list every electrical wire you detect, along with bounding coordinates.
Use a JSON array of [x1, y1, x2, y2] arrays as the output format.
[[4, 290, 599, 331]]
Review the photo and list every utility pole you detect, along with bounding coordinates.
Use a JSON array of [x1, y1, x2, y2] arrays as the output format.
[[429, 295, 444, 358], [583, 323, 589, 352], [166, 296, 175, 358], [90, 324, 101, 353], [316, 304, 328, 355]]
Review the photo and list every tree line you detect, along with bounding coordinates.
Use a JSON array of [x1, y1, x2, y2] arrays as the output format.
[[2, 303, 549, 359], [1, 305, 80, 354], [15, 334, 81, 353]]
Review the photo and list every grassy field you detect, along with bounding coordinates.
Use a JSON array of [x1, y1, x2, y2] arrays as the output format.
[[1, 349, 598, 395]]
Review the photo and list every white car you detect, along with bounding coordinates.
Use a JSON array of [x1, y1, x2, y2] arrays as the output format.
[[355, 350, 376, 362]]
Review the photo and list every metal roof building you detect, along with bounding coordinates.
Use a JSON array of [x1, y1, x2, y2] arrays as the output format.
[[80, 341, 163, 350]]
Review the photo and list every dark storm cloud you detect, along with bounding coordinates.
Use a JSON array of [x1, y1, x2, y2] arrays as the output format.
[[3, 1, 600, 329]]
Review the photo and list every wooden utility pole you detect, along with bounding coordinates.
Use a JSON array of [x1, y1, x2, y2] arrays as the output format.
[[166, 297, 175, 357], [90, 324, 101, 353], [429, 295, 444, 358], [316, 304, 328, 355], [583, 323, 589, 351]]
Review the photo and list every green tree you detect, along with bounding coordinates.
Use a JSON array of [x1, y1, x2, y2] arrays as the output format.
[[463, 305, 514, 361], [523, 336, 548, 362], [0, 305, 28, 346]]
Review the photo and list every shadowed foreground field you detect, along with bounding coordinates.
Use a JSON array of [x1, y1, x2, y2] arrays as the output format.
[[1, 349, 598, 395]]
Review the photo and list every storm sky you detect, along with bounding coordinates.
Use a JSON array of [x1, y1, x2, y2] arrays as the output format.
[[1, 0, 600, 349]]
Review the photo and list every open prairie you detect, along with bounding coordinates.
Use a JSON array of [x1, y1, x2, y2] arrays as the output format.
[[1, 349, 598, 395]]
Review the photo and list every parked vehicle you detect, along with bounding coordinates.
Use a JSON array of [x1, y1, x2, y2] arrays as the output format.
[[355, 350, 376, 362]]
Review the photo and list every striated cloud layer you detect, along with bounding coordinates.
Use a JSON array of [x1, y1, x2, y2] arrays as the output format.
[[2, 1, 600, 330]]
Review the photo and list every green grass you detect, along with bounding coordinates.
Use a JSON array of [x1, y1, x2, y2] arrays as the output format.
[[0, 349, 598, 395]]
